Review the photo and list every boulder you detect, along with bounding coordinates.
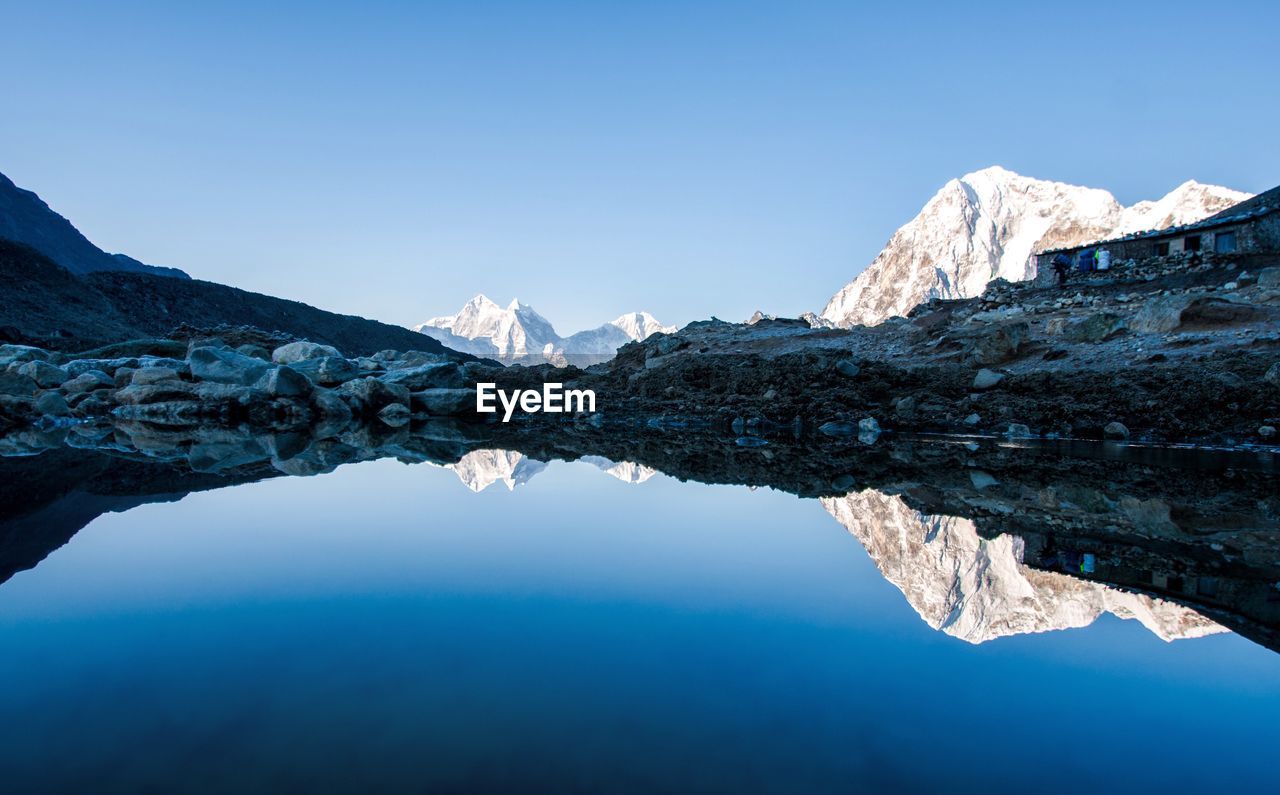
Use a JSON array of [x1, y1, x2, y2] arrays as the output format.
[[0, 372, 37, 398], [33, 391, 71, 416], [1256, 267, 1280, 289], [311, 388, 354, 424], [835, 359, 861, 378], [411, 388, 475, 416], [1258, 426, 1276, 439], [1104, 421, 1130, 440], [963, 413, 981, 426], [1130, 295, 1194, 333], [1006, 423, 1033, 438], [272, 340, 342, 364], [380, 362, 463, 390], [0, 344, 51, 367], [972, 369, 1004, 390], [254, 365, 314, 398], [378, 403, 412, 427], [1265, 363, 1280, 388], [188, 346, 273, 385], [131, 367, 183, 386], [818, 421, 856, 437], [236, 344, 272, 361], [959, 321, 1028, 366], [1061, 313, 1126, 343], [65, 358, 141, 378], [114, 382, 196, 405], [17, 360, 68, 388], [62, 370, 115, 393], [338, 377, 410, 415], [288, 356, 360, 386]]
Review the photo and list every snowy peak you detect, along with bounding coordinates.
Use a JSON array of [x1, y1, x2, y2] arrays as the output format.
[[820, 168, 1251, 328], [414, 295, 674, 360], [442, 451, 657, 491], [611, 311, 675, 341], [821, 490, 1225, 644]]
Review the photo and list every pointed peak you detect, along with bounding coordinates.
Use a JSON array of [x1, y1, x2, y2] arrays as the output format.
[[961, 165, 1022, 183], [507, 298, 521, 311], [466, 293, 499, 308]]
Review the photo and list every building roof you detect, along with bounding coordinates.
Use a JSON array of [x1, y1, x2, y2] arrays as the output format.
[[1037, 183, 1280, 256]]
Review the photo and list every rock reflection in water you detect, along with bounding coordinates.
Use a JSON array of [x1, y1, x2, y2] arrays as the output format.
[[0, 417, 1277, 654]]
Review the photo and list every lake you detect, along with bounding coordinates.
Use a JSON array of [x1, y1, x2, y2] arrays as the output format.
[[1, 445, 1278, 793]]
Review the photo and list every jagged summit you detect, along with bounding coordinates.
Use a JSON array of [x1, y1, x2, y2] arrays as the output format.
[[415, 295, 675, 359], [820, 168, 1250, 328]]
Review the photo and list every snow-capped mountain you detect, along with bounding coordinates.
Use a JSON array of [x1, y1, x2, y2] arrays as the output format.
[[821, 167, 1251, 328], [444, 450, 658, 491], [821, 490, 1224, 644], [414, 295, 675, 360]]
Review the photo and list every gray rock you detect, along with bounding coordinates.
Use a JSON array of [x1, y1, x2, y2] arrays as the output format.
[[17, 360, 68, 388], [0, 344, 51, 367], [963, 413, 981, 426], [380, 362, 463, 390], [894, 395, 917, 415], [1130, 295, 1193, 333], [1006, 423, 1033, 438], [1104, 421, 1130, 439], [115, 382, 196, 405], [254, 365, 314, 398], [969, 470, 999, 490], [62, 370, 115, 393], [288, 356, 360, 386], [835, 359, 861, 377], [112, 401, 202, 425], [972, 369, 1004, 390], [33, 391, 71, 416], [188, 347, 273, 385], [818, 421, 856, 437], [378, 403, 411, 427], [1265, 363, 1280, 387], [1257, 267, 1280, 289], [0, 371, 37, 398], [113, 368, 137, 388], [131, 367, 183, 386], [311, 388, 354, 425], [1062, 313, 1126, 343], [1258, 425, 1277, 439], [236, 344, 272, 361], [65, 358, 141, 378], [338, 377, 410, 415], [411, 388, 475, 416], [272, 340, 342, 364], [960, 321, 1028, 365]]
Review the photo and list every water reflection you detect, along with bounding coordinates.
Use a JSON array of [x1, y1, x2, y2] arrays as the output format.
[[2, 417, 1277, 655]]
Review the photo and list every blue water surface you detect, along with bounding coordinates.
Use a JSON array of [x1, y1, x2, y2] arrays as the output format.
[[0, 457, 1277, 794]]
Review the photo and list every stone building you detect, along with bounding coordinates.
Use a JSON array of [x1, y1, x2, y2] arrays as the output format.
[[1034, 183, 1280, 280]]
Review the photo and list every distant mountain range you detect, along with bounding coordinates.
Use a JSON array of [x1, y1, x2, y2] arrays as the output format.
[[415, 294, 675, 360], [443, 450, 657, 491], [819, 166, 1251, 327]]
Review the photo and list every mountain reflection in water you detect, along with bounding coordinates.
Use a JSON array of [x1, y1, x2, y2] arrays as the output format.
[[0, 423, 1278, 793]]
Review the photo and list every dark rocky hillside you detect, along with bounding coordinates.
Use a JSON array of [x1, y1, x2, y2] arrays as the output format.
[[0, 239, 463, 357], [0, 171, 186, 278]]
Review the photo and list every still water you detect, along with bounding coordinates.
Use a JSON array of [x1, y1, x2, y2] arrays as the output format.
[[1, 454, 1278, 793]]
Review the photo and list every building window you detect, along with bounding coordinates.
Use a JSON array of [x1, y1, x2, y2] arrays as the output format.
[[1215, 231, 1237, 253], [1153, 241, 1170, 256], [1184, 234, 1202, 251]]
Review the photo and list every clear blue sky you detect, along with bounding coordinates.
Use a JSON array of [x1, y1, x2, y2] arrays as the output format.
[[2, 0, 1277, 332]]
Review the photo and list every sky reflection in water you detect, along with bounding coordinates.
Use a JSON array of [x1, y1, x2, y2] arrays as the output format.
[[0, 457, 1277, 794]]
